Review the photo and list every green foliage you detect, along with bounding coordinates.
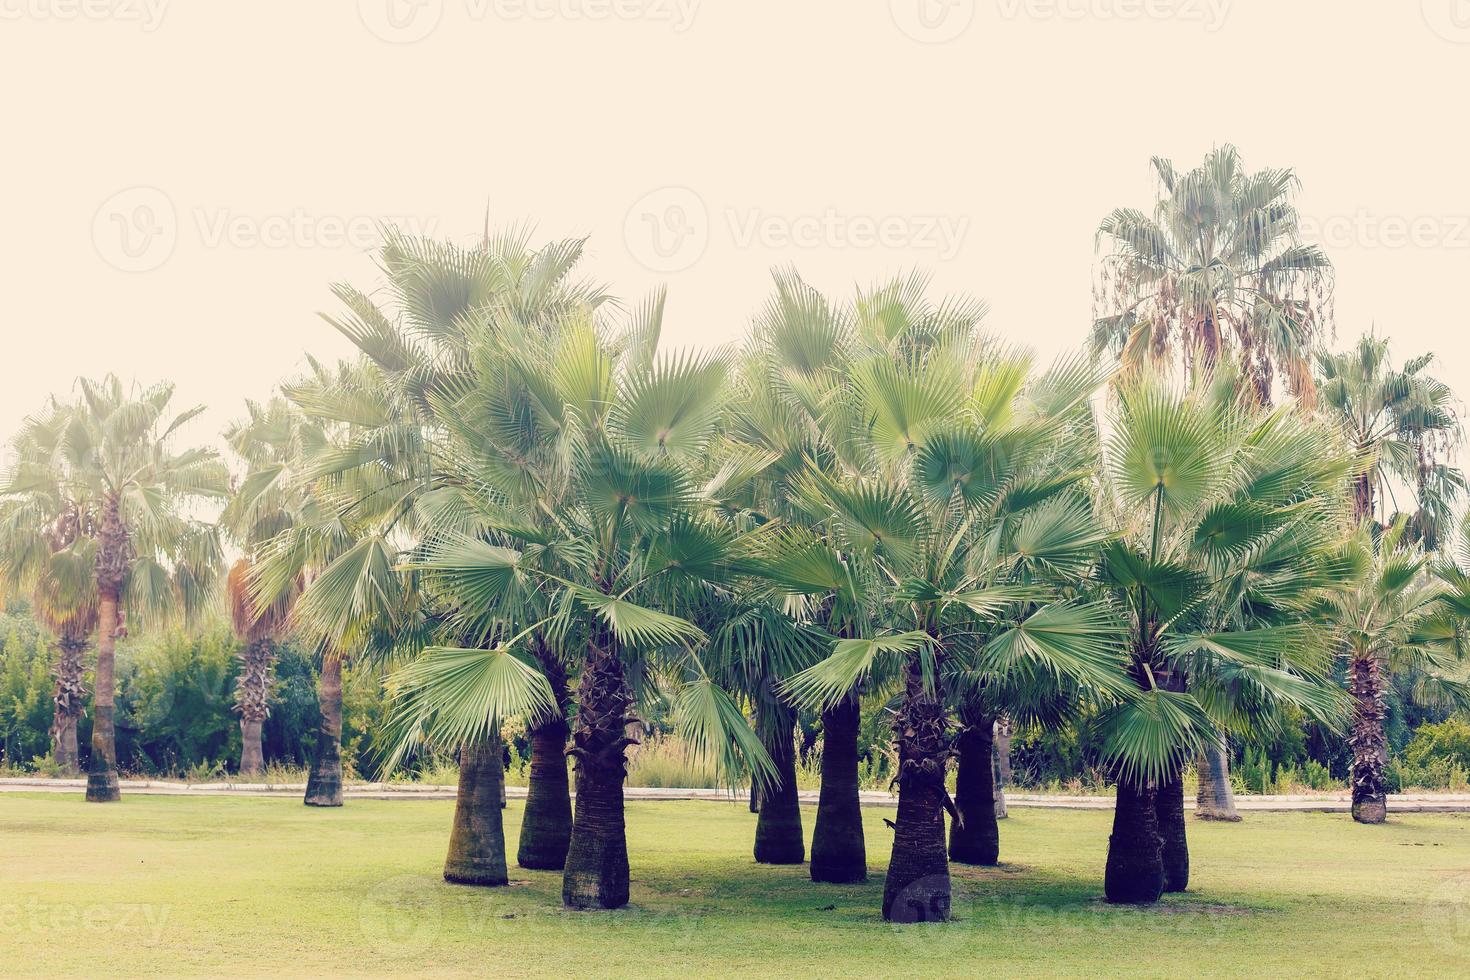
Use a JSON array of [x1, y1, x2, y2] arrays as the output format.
[[0, 606, 53, 768]]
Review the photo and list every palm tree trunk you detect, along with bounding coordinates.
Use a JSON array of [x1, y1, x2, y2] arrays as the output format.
[[1194, 735, 1241, 821], [518, 646, 573, 870], [236, 638, 274, 777], [519, 715, 573, 869], [1156, 767, 1189, 892], [50, 634, 87, 776], [993, 716, 1010, 820], [1349, 651, 1388, 824], [882, 649, 951, 923], [810, 693, 866, 883], [949, 709, 998, 866], [1104, 777, 1164, 904], [1353, 471, 1375, 526], [304, 656, 344, 807], [443, 736, 510, 885], [85, 592, 121, 802], [754, 702, 805, 865], [562, 640, 633, 909]]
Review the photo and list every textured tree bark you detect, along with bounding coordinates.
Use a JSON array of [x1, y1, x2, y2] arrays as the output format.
[[235, 638, 274, 777], [1105, 778, 1164, 904], [1156, 767, 1189, 892], [993, 715, 1010, 820], [1349, 652, 1388, 824], [304, 656, 344, 807], [87, 493, 129, 803], [562, 641, 633, 909], [950, 711, 999, 866], [85, 593, 121, 803], [50, 634, 87, 776], [882, 648, 951, 923], [519, 717, 573, 869], [518, 646, 573, 869], [443, 737, 510, 886], [810, 693, 866, 883], [1194, 735, 1241, 821], [754, 703, 805, 865]]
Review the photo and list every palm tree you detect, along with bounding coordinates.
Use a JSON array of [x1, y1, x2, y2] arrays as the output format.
[[1092, 376, 1351, 902], [0, 400, 98, 775], [1314, 519, 1470, 824], [724, 270, 878, 882], [401, 309, 776, 909], [3, 378, 226, 800], [250, 361, 418, 807], [1316, 333, 1463, 534], [222, 397, 318, 776], [295, 227, 610, 851], [784, 276, 1125, 923], [1093, 144, 1333, 405]]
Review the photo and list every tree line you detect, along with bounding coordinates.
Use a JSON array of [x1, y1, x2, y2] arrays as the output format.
[[3, 146, 1468, 923]]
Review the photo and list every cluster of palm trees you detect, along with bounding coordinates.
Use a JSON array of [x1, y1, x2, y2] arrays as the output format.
[[4, 147, 1470, 926]]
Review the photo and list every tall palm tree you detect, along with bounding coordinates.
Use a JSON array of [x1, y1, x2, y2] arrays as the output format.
[[1092, 376, 1352, 902], [3, 378, 226, 800], [1314, 519, 1470, 824], [0, 400, 98, 775], [1316, 333, 1463, 534], [1093, 144, 1334, 405]]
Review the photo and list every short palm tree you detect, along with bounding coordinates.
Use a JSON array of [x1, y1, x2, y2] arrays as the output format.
[[1093, 144, 1333, 404], [1092, 376, 1352, 902], [783, 276, 1125, 923]]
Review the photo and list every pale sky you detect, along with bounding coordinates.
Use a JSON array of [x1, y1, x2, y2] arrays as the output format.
[[3, 1, 1468, 454]]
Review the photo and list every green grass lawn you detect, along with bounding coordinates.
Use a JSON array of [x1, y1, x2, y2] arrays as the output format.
[[2, 793, 1467, 978]]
